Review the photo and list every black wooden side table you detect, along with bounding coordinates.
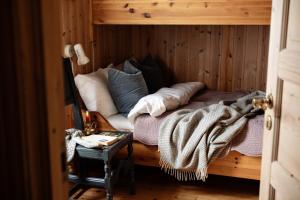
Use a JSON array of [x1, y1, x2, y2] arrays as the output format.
[[68, 131, 135, 200]]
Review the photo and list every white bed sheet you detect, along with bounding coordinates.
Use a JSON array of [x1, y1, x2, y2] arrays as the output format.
[[107, 114, 134, 132]]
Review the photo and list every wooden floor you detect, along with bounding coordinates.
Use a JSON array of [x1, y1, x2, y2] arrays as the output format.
[[70, 165, 259, 200]]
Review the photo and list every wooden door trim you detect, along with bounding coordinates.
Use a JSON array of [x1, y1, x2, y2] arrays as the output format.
[[0, 0, 66, 199], [259, 0, 296, 199], [41, 0, 68, 199]]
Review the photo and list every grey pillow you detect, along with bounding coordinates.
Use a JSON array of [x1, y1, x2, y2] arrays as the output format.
[[108, 61, 148, 116]]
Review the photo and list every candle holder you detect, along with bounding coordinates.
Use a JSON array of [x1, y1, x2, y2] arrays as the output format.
[[83, 111, 97, 135], [83, 121, 97, 136]]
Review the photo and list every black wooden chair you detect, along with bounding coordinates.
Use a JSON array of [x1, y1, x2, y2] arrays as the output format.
[[63, 58, 135, 200], [63, 58, 88, 197], [63, 58, 84, 130]]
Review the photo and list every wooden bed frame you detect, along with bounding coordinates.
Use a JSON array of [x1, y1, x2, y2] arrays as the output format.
[[88, 111, 261, 180]]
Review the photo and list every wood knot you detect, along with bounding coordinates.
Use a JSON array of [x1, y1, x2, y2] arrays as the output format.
[[129, 8, 135, 13], [124, 3, 129, 8], [169, 2, 174, 7], [152, 2, 158, 6], [143, 12, 151, 18]]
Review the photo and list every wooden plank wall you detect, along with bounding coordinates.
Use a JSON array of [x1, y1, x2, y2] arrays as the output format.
[[94, 25, 134, 68], [61, 2, 269, 128], [60, 0, 94, 75], [61, 0, 96, 128], [94, 25, 269, 92], [92, 0, 272, 25]]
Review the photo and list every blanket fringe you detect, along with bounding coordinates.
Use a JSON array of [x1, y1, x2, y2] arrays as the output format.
[[159, 158, 208, 181]]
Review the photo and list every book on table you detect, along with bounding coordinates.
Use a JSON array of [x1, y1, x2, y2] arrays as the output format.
[[81, 134, 120, 146]]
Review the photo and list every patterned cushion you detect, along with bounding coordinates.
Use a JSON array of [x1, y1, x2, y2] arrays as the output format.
[[108, 61, 148, 116]]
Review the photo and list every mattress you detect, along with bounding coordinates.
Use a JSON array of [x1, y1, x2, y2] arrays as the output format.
[[109, 90, 264, 156]]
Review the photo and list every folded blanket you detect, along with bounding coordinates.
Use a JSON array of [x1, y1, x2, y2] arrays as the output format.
[[128, 82, 205, 123], [65, 129, 102, 162], [158, 91, 265, 181]]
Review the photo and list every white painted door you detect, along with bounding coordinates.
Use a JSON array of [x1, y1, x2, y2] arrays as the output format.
[[259, 0, 300, 200]]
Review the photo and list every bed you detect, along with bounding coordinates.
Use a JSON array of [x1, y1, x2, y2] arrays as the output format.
[[87, 89, 263, 180], [65, 0, 271, 181]]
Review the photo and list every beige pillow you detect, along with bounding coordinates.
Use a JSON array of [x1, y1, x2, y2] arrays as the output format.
[[75, 67, 118, 118]]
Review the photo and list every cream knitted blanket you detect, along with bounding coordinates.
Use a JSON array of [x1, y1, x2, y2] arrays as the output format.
[[158, 91, 265, 181]]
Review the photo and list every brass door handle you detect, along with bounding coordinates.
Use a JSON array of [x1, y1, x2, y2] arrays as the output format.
[[252, 94, 273, 111]]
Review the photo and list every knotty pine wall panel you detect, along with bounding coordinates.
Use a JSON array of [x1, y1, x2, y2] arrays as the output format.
[[61, 0, 95, 129], [60, 0, 94, 75], [93, 25, 269, 92], [94, 25, 133, 68], [92, 0, 271, 25]]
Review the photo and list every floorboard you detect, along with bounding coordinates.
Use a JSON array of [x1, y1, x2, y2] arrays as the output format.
[[70, 165, 259, 200]]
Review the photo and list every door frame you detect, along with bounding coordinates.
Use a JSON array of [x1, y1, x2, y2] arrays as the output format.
[[0, 0, 67, 199], [259, 0, 290, 199]]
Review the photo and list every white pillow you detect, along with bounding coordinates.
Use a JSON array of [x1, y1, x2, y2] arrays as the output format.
[[74, 67, 118, 118], [128, 82, 205, 123]]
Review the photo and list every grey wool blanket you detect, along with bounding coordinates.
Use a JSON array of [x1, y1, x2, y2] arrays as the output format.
[[158, 91, 265, 181], [65, 129, 102, 162]]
